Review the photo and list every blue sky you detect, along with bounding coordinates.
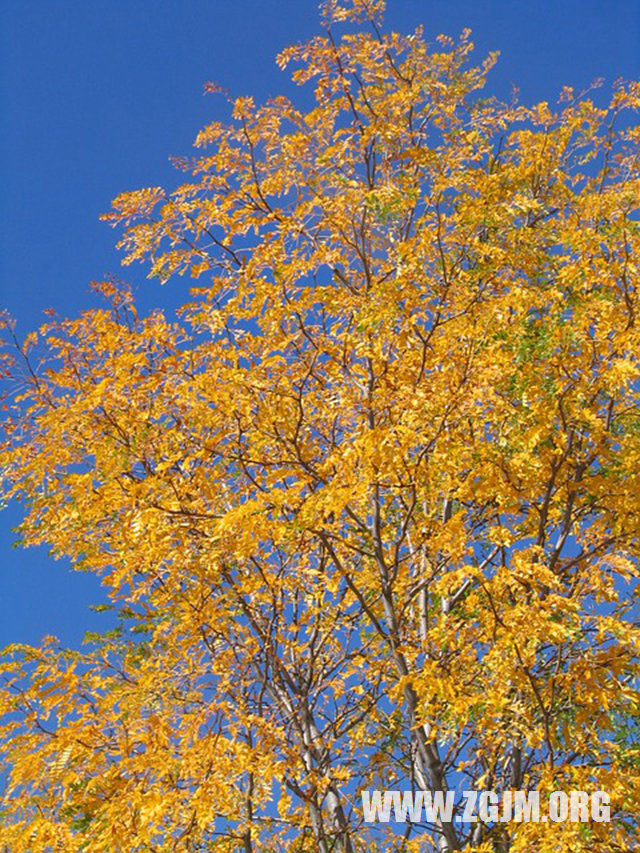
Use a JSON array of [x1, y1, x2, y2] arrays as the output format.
[[1, 0, 639, 650]]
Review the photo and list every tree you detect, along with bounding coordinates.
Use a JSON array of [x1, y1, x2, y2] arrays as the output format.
[[1, 0, 639, 850]]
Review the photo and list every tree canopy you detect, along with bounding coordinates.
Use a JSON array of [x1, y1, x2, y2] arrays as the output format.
[[1, 0, 639, 850]]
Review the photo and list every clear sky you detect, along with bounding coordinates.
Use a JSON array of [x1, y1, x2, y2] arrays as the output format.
[[1, 0, 639, 650]]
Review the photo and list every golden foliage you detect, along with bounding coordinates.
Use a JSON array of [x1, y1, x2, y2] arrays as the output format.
[[1, 2, 639, 850]]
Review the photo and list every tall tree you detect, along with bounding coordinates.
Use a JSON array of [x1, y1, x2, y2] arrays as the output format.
[[1, 1, 639, 850]]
